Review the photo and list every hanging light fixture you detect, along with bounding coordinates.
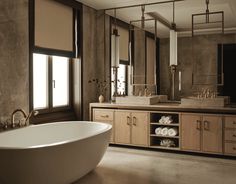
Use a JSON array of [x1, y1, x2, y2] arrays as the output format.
[[169, 30, 177, 66], [111, 9, 120, 68], [141, 5, 145, 29], [169, 0, 178, 100], [169, 1, 177, 67]]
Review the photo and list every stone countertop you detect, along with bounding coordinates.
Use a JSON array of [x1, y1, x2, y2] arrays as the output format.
[[90, 102, 236, 114]]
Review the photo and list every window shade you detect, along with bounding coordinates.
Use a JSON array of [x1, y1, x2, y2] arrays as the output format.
[[35, 0, 73, 52]]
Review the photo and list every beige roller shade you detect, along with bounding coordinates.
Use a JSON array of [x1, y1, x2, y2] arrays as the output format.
[[112, 25, 129, 62], [146, 37, 156, 85], [35, 0, 73, 51]]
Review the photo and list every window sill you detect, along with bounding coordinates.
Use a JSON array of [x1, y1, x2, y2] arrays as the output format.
[[30, 109, 77, 124]]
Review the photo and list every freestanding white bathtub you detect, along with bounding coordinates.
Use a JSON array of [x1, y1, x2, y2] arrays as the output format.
[[0, 121, 112, 184]]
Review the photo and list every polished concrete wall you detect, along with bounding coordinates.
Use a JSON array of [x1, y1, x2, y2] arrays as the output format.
[[160, 34, 236, 100], [81, 6, 110, 120], [0, 0, 29, 118]]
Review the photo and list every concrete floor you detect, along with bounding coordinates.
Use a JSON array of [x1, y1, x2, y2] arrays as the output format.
[[74, 146, 236, 184]]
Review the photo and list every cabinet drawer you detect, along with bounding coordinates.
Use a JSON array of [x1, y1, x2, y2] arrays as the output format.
[[225, 130, 236, 141], [93, 110, 114, 121], [225, 142, 236, 155], [225, 116, 236, 129]]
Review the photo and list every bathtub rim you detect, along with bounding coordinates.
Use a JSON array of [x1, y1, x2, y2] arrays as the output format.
[[0, 121, 112, 150]]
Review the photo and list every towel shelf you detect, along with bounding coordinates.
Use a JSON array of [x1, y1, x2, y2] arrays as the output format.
[[150, 112, 180, 149], [150, 122, 179, 126], [150, 134, 179, 138]]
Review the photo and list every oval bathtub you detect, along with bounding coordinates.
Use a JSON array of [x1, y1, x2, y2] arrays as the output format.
[[0, 121, 112, 184]]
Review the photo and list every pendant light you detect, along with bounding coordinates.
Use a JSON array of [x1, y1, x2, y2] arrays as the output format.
[[111, 9, 120, 68], [169, 1, 177, 66]]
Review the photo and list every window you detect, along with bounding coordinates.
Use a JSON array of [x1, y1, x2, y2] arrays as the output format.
[[33, 53, 71, 111], [111, 64, 127, 96]]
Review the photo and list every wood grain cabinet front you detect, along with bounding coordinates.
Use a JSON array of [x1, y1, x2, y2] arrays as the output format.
[[224, 116, 236, 156], [181, 114, 201, 151], [93, 109, 114, 143], [181, 113, 222, 154], [114, 110, 148, 146], [225, 142, 236, 155]]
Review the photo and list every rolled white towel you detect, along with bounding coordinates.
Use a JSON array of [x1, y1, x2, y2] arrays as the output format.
[[160, 127, 169, 136], [160, 139, 175, 147], [155, 127, 162, 135], [159, 116, 165, 124], [168, 128, 178, 137], [165, 116, 173, 124]]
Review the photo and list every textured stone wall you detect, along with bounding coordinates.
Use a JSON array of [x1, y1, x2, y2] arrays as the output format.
[[81, 6, 110, 120], [160, 34, 236, 100], [0, 0, 29, 118]]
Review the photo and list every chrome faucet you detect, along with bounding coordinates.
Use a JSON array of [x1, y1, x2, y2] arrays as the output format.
[[11, 109, 27, 128], [11, 109, 39, 128]]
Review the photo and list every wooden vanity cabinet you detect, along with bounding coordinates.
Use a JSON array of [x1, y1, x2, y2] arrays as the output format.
[[114, 110, 148, 146], [181, 113, 222, 154], [90, 103, 234, 156]]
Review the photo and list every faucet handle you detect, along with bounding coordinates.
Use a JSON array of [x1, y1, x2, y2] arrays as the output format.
[[18, 119, 26, 127]]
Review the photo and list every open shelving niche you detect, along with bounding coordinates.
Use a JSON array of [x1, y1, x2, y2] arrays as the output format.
[[149, 112, 180, 150]]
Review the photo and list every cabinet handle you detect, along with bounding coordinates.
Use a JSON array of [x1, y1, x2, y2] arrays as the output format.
[[133, 116, 137, 126], [233, 147, 236, 150], [127, 116, 131, 125], [196, 120, 201, 130], [233, 121, 236, 125], [204, 121, 210, 131], [233, 134, 236, 137], [101, 115, 109, 118]]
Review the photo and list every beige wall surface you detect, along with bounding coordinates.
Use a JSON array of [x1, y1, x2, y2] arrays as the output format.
[[0, 0, 29, 117], [80, 6, 110, 120]]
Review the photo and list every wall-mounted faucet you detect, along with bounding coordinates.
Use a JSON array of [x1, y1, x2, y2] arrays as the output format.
[[11, 109, 27, 128], [10, 109, 39, 128]]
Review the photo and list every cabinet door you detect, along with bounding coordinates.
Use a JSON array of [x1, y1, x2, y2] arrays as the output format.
[[114, 111, 131, 144], [202, 115, 222, 153], [181, 114, 201, 151], [93, 109, 114, 142], [131, 112, 148, 146]]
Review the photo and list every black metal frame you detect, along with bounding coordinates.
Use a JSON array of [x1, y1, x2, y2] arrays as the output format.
[[192, 11, 224, 37]]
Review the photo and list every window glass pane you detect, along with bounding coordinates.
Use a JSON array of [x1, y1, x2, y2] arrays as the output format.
[[111, 64, 127, 96], [33, 53, 48, 109], [52, 56, 69, 107], [117, 64, 126, 94]]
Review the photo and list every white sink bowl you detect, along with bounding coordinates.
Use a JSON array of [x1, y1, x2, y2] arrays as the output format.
[[116, 95, 168, 105], [180, 96, 230, 107]]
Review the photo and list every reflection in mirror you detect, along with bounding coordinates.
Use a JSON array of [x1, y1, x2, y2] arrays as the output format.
[[130, 20, 159, 97], [110, 21, 129, 98]]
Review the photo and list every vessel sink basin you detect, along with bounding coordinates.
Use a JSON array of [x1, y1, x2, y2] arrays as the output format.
[[116, 95, 168, 105], [180, 96, 230, 107]]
